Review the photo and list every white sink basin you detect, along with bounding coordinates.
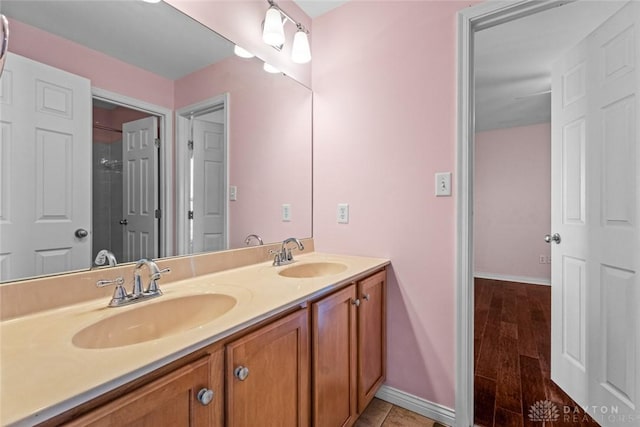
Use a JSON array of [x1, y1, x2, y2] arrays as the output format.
[[278, 262, 347, 278], [72, 294, 236, 349]]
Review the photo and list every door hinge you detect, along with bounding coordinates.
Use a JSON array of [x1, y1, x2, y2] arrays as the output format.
[[155, 209, 161, 219], [187, 140, 194, 150], [154, 138, 160, 148], [188, 210, 194, 220]]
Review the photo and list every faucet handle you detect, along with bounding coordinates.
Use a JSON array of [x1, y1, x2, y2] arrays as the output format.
[[147, 268, 170, 294], [96, 277, 128, 306], [96, 277, 124, 288]]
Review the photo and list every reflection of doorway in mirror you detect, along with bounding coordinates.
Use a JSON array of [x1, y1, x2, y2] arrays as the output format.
[[92, 100, 160, 264], [176, 95, 229, 256]]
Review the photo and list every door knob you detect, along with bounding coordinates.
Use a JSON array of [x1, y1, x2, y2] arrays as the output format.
[[119, 219, 128, 225], [544, 233, 561, 244], [234, 366, 249, 381], [74, 228, 88, 238]]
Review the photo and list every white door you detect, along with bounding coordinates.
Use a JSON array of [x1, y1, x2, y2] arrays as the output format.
[[122, 116, 158, 262], [191, 117, 226, 252], [0, 53, 91, 281], [551, 2, 639, 424]]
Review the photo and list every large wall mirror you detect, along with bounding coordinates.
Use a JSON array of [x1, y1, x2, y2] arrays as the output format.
[[0, 1, 312, 282]]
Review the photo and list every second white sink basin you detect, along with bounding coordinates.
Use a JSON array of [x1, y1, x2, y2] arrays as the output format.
[[72, 294, 237, 349], [278, 262, 347, 278]]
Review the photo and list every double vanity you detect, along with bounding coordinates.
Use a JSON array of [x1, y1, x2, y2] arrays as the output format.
[[0, 241, 389, 426]]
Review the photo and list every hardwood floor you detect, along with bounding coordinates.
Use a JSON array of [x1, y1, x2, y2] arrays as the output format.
[[474, 278, 599, 427], [355, 398, 446, 427]]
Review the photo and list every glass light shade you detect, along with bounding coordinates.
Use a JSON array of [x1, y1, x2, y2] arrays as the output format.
[[263, 63, 280, 74], [262, 7, 285, 47], [291, 30, 311, 64], [233, 45, 254, 59]]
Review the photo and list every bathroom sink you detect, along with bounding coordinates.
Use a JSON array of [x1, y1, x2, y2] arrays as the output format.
[[72, 294, 237, 349], [278, 262, 347, 278]]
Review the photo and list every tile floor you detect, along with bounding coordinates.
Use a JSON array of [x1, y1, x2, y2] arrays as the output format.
[[355, 398, 447, 427]]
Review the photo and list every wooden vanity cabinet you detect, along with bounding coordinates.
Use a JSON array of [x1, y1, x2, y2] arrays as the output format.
[[225, 308, 310, 427], [63, 349, 224, 427], [311, 269, 387, 427]]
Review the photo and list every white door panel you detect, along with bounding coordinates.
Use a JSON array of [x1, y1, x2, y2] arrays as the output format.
[[551, 2, 639, 424], [122, 116, 158, 262], [0, 53, 91, 281], [191, 118, 226, 253]]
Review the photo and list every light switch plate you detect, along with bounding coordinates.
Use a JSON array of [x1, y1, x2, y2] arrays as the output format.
[[229, 185, 237, 201], [435, 172, 452, 197], [282, 204, 292, 222], [337, 203, 349, 224]]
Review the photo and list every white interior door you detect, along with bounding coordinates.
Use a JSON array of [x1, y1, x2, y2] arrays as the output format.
[[551, 2, 639, 423], [122, 116, 158, 262], [191, 117, 226, 252], [0, 53, 91, 281]]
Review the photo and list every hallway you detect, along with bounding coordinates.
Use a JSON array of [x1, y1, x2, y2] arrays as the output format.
[[473, 278, 598, 427]]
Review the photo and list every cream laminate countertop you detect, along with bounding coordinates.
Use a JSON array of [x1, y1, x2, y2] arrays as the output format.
[[0, 252, 389, 427]]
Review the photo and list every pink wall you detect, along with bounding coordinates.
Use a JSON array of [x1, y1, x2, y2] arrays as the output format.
[[474, 123, 552, 283], [165, 0, 312, 88], [175, 57, 312, 247], [93, 107, 150, 144], [312, 0, 477, 409], [9, 20, 174, 109]]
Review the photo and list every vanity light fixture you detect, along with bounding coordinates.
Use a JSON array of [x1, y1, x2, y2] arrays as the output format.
[[233, 45, 255, 59], [261, 0, 311, 64], [141, 0, 162, 3]]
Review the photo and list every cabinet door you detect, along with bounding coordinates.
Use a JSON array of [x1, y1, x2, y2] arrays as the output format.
[[312, 284, 357, 427], [226, 309, 310, 427], [65, 356, 214, 426], [357, 270, 386, 412]]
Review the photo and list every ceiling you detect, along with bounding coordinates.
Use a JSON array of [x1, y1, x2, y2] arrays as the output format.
[[294, 0, 348, 18], [474, 1, 626, 131], [2, 0, 234, 80]]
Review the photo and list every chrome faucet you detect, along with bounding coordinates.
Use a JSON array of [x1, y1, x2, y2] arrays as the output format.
[[270, 237, 304, 266], [244, 234, 264, 246], [96, 258, 170, 307], [93, 249, 117, 267]]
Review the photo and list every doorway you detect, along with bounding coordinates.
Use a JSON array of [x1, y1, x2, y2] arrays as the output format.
[[91, 88, 173, 263], [456, 2, 631, 426], [175, 95, 229, 256]]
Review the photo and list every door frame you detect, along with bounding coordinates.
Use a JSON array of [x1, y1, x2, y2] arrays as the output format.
[[455, 1, 576, 425], [92, 87, 173, 258], [175, 94, 230, 255]]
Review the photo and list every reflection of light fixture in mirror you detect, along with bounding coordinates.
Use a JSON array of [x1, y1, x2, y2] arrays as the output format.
[[141, 0, 162, 3], [234, 45, 255, 59], [262, 0, 311, 63], [263, 63, 280, 74]]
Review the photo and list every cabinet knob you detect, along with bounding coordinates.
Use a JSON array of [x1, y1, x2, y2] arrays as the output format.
[[351, 298, 361, 307], [234, 366, 250, 381], [363, 294, 370, 301], [197, 388, 214, 406]]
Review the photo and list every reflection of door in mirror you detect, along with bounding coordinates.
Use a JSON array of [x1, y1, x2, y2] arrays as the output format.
[[92, 100, 160, 264], [0, 53, 92, 282], [178, 98, 228, 255]]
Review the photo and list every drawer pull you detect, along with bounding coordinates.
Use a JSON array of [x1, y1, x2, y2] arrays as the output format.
[[363, 294, 370, 301], [197, 388, 214, 405], [234, 366, 250, 381], [351, 298, 360, 307]]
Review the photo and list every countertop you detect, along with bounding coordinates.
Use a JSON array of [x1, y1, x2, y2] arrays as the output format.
[[0, 252, 389, 426]]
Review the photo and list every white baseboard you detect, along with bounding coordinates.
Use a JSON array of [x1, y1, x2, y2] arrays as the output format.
[[473, 272, 550, 286], [375, 385, 455, 426]]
